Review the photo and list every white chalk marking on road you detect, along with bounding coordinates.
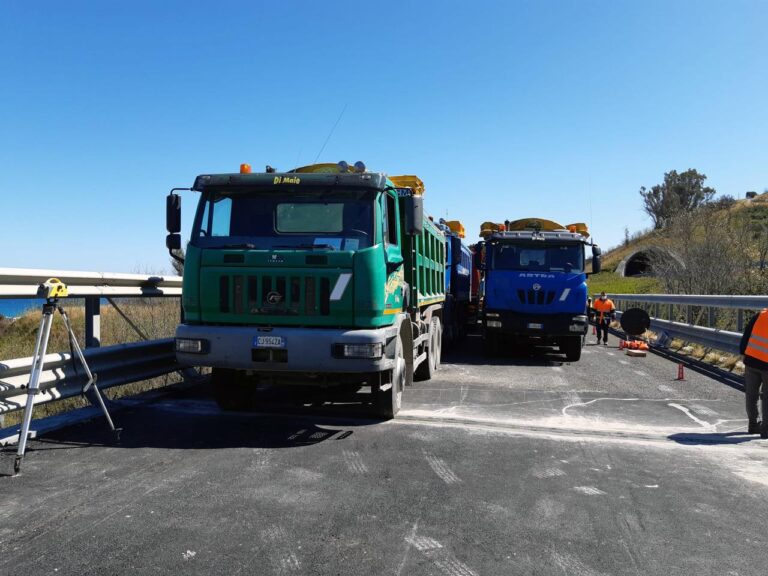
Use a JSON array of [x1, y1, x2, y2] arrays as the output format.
[[658, 385, 676, 393], [582, 349, 592, 354], [691, 404, 718, 417], [182, 550, 196, 560], [644, 484, 659, 488], [562, 396, 639, 416], [279, 552, 301, 571], [533, 466, 566, 479], [552, 366, 563, 372], [396, 522, 420, 576], [425, 454, 462, 484], [574, 486, 606, 496], [606, 351, 615, 356], [633, 370, 648, 377], [668, 403, 713, 429], [342, 450, 368, 474], [552, 551, 607, 576], [406, 532, 477, 576], [619, 360, 629, 365]]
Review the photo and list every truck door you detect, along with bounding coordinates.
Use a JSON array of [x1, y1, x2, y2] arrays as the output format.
[[382, 191, 404, 312]]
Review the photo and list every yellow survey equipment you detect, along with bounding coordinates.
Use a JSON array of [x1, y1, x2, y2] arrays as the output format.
[[40, 278, 68, 299]]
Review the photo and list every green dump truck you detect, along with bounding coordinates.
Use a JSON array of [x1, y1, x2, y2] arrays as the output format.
[[166, 161, 445, 418]]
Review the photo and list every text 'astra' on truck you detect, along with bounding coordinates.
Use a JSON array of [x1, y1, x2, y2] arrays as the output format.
[[165, 161, 446, 418], [478, 218, 602, 361], [436, 219, 474, 344]]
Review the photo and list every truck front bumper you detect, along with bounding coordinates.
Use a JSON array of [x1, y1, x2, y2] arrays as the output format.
[[175, 323, 400, 374], [484, 311, 588, 338]]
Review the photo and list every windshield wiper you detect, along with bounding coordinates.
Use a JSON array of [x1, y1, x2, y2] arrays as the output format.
[[220, 243, 257, 249], [273, 244, 336, 251]]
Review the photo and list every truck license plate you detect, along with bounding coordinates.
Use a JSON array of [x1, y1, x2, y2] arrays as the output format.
[[527, 322, 543, 330], [254, 336, 285, 348]]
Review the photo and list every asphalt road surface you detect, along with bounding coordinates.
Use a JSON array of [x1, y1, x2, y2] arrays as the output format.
[[2, 333, 768, 576]]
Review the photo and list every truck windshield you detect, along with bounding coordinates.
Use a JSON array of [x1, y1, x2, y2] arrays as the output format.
[[492, 243, 584, 272], [193, 188, 374, 250]]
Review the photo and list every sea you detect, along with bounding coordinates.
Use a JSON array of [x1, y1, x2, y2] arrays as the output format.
[[0, 299, 47, 319], [0, 298, 101, 319]]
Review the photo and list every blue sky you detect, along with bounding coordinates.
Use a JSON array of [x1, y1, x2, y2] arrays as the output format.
[[1, 1, 766, 274]]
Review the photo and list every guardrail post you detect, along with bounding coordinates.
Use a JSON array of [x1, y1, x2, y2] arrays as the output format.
[[85, 296, 101, 348], [737, 309, 744, 333], [668, 303, 673, 321], [708, 307, 715, 328], [687, 305, 692, 324]]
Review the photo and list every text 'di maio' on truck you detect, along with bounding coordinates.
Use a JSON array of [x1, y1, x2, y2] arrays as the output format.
[[165, 161, 446, 417], [478, 218, 602, 361]]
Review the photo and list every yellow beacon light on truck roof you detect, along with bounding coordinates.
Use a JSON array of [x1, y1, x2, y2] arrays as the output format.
[[445, 220, 465, 238], [389, 175, 425, 196]]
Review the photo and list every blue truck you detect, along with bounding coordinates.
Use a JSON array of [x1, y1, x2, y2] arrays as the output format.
[[437, 219, 474, 344], [478, 218, 601, 361]]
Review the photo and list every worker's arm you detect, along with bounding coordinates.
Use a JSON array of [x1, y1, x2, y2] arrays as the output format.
[[740, 313, 759, 355]]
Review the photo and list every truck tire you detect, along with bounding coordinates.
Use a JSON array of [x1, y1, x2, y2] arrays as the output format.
[[415, 317, 441, 381], [561, 335, 583, 362], [374, 336, 405, 419], [485, 332, 501, 356], [213, 368, 254, 411]]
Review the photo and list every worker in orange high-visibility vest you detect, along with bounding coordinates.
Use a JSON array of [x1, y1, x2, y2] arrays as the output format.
[[592, 292, 615, 346], [740, 309, 768, 438]]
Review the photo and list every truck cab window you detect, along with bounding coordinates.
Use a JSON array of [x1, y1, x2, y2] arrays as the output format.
[[386, 193, 398, 245]]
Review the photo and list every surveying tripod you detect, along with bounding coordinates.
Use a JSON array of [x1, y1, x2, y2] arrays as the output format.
[[14, 279, 118, 474]]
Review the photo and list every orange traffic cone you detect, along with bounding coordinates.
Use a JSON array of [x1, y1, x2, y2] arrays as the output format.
[[676, 363, 685, 381]]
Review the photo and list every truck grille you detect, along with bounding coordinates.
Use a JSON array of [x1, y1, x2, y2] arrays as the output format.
[[219, 274, 332, 316], [517, 289, 556, 305]]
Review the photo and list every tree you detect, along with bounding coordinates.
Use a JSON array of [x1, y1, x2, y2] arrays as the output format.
[[639, 169, 716, 229], [170, 247, 185, 276]]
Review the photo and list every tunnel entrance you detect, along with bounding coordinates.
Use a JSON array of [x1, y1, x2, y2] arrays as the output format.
[[624, 252, 653, 277]]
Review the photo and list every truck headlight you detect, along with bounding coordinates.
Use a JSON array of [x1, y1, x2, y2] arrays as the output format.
[[487, 320, 502, 328], [175, 338, 209, 354], [334, 343, 384, 359]]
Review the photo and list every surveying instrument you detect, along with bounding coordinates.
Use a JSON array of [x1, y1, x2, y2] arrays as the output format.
[[13, 278, 118, 474]]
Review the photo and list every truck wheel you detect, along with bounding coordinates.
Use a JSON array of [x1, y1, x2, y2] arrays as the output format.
[[561, 336, 582, 362], [213, 368, 254, 411], [374, 337, 405, 419], [415, 317, 441, 381], [485, 333, 501, 356]]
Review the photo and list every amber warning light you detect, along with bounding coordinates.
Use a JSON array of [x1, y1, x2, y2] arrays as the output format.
[[240, 163, 252, 174]]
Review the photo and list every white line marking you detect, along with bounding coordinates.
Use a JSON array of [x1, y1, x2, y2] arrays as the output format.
[[668, 403, 712, 429], [425, 454, 462, 484], [619, 360, 629, 365], [633, 370, 648, 377], [574, 486, 606, 495], [329, 273, 352, 301]]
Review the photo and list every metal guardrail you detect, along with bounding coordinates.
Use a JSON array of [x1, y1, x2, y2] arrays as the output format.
[[0, 268, 186, 422], [607, 293, 751, 355], [0, 267, 182, 298], [0, 339, 181, 414], [0, 267, 182, 347]]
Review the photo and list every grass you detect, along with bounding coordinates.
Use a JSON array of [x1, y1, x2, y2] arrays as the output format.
[[586, 271, 661, 296], [1, 298, 185, 427]]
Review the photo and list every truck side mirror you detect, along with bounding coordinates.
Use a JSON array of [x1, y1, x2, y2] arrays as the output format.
[[591, 245, 602, 274], [166, 193, 181, 233], [404, 196, 424, 236], [166, 233, 181, 251]]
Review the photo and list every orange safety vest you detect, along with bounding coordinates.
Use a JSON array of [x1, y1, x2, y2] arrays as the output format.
[[593, 298, 615, 322], [745, 310, 768, 363]]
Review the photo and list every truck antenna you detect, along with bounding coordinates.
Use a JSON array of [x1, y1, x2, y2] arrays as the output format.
[[313, 103, 348, 164]]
